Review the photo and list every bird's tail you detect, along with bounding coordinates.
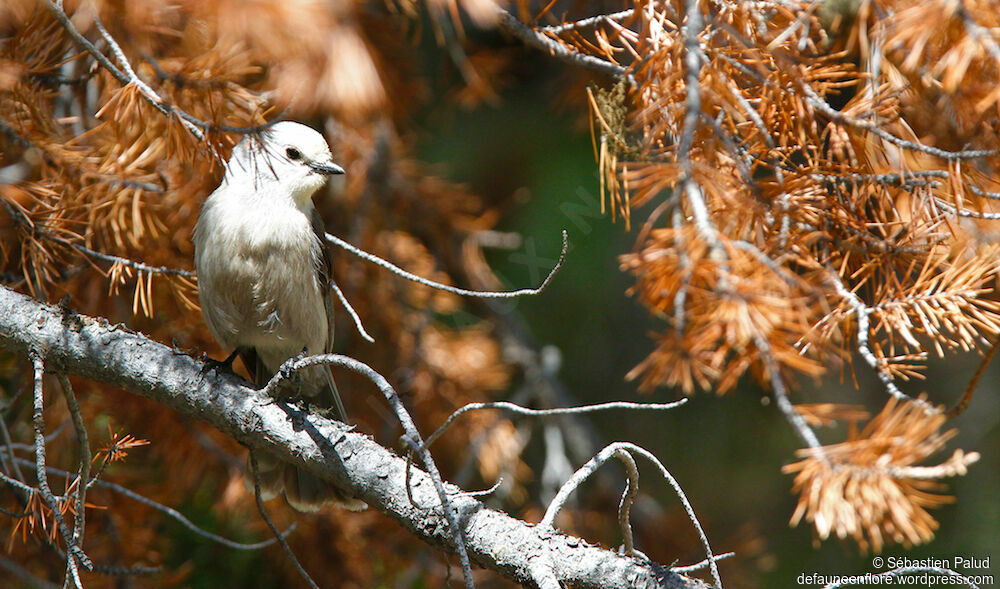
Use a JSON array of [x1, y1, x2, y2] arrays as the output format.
[[239, 347, 365, 512], [247, 450, 366, 513]]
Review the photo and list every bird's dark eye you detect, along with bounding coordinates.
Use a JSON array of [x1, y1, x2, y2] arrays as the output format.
[[286, 147, 302, 160]]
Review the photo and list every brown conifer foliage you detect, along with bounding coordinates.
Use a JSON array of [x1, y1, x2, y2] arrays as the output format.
[[1, 0, 998, 586], [547, 0, 999, 553]]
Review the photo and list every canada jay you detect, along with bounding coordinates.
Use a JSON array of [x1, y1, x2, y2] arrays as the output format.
[[194, 121, 364, 512]]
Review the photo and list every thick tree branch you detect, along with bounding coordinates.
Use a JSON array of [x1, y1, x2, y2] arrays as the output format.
[[0, 285, 709, 589]]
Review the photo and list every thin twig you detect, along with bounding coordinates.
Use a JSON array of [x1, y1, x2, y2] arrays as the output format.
[[326, 230, 567, 299], [55, 375, 89, 562], [455, 478, 503, 498], [933, 198, 1000, 220], [19, 458, 295, 551], [28, 352, 91, 586], [494, 6, 633, 83], [71, 242, 196, 277], [330, 280, 375, 343], [422, 399, 688, 451], [540, 10, 635, 34], [800, 83, 996, 160], [671, 551, 735, 574], [46, 1, 281, 138], [753, 335, 824, 452], [89, 562, 162, 576], [824, 268, 932, 409], [948, 334, 999, 417], [615, 449, 638, 557], [814, 169, 1000, 200], [249, 453, 319, 589]]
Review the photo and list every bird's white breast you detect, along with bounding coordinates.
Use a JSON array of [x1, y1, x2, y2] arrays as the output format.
[[194, 185, 327, 370]]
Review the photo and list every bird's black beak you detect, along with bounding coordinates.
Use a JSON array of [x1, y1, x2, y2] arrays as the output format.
[[308, 161, 346, 175]]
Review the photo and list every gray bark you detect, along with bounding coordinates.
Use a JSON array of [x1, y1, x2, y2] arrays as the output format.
[[0, 285, 710, 589]]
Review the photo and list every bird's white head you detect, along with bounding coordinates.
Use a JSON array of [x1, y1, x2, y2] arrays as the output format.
[[224, 121, 344, 207]]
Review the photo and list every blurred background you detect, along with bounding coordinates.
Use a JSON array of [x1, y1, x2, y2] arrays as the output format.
[[1, 1, 998, 587]]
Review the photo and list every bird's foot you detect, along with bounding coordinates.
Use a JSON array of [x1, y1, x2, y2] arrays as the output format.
[[278, 347, 311, 381], [200, 348, 240, 376]]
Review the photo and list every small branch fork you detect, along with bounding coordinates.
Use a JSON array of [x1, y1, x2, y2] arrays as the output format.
[[3, 364, 297, 585], [537, 442, 723, 589], [823, 268, 935, 412], [28, 351, 91, 588], [493, 7, 634, 84]]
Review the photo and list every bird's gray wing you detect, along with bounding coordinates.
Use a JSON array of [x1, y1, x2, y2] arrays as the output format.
[[311, 208, 349, 423]]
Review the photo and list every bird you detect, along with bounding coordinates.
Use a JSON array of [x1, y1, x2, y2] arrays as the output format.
[[193, 121, 365, 512]]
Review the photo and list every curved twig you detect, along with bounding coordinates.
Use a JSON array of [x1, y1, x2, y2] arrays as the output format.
[[330, 280, 375, 343], [422, 398, 688, 451], [22, 458, 298, 551], [327, 230, 568, 300], [249, 454, 319, 589], [539, 442, 723, 589]]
